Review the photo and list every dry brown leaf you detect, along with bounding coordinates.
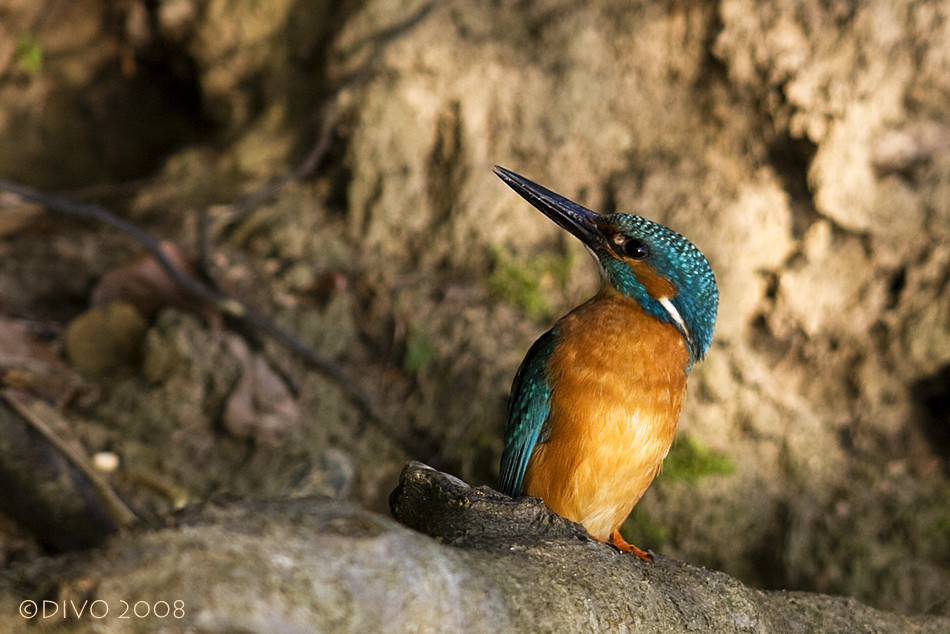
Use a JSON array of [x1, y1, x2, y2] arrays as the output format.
[[222, 337, 300, 447], [91, 240, 214, 320]]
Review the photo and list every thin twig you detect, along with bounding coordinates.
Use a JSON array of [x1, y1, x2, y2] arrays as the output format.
[[0, 177, 240, 313], [0, 5, 441, 461], [207, 1, 437, 230], [0, 178, 398, 446], [228, 104, 341, 223], [195, 102, 341, 277], [2, 389, 139, 528]]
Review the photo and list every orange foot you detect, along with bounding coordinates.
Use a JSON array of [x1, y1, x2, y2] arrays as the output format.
[[594, 530, 654, 562]]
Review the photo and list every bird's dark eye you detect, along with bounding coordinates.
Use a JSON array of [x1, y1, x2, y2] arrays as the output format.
[[619, 237, 650, 260]]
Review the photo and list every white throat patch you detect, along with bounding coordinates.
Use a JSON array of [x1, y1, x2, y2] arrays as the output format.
[[658, 296, 690, 339]]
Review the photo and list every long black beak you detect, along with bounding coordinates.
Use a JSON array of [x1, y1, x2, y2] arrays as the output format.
[[494, 166, 607, 252]]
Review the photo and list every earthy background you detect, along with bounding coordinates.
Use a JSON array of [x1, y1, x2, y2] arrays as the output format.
[[0, 0, 948, 618]]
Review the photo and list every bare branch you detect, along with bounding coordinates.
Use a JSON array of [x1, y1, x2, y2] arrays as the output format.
[[0, 178, 404, 451]]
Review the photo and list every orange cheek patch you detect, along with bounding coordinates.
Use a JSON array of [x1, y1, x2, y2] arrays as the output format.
[[629, 260, 677, 299]]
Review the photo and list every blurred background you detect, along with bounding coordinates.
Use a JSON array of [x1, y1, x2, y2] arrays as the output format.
[[0, 0, 948, 616]]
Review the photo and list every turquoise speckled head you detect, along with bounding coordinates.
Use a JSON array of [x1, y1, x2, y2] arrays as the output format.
[[494, 166, 718, 365]]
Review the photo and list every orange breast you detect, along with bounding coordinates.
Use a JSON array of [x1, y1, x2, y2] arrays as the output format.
[[521, 288, 690, 540]]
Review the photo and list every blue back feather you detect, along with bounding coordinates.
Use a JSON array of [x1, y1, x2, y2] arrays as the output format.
[[498, 329, 556, 496]]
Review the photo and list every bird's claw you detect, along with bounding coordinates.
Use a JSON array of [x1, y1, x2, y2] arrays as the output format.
[[591, 530, 655, 562]]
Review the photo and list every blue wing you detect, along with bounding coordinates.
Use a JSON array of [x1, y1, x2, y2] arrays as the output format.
[[497, 329, 557, 496]]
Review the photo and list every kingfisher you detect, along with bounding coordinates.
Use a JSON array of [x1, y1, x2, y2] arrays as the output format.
[[494, 166, 718, 560]]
